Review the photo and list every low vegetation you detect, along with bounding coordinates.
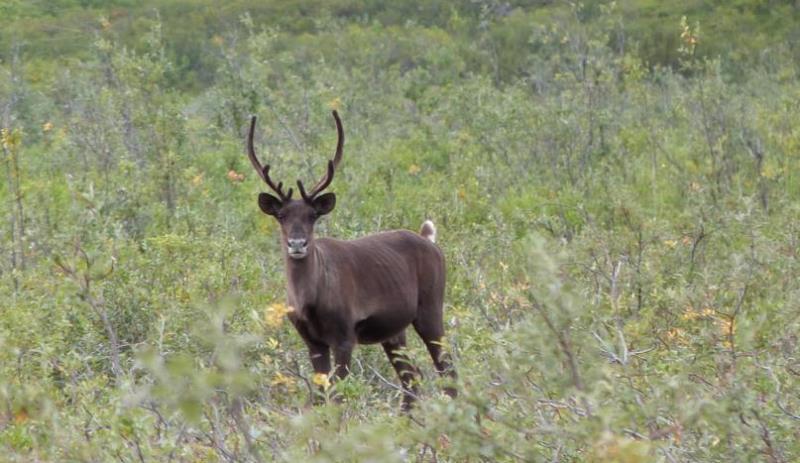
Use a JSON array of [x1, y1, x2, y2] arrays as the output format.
[[1, 1, 799, 461]]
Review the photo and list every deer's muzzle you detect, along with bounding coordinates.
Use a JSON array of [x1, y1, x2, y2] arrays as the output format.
[[287, 238, 308, 259]]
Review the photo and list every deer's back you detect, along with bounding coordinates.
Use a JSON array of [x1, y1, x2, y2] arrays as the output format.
[[313, 230, 444, 340]]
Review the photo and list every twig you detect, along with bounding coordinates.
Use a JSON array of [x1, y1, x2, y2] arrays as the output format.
[[530, 299, 584, 391], [230, 397, 264, 463], [366, 364, 422, 402]]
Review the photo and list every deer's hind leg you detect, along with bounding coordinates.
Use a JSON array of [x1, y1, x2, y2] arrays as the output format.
[[381, 331, 420, 411], [413, 300, 457, 398]]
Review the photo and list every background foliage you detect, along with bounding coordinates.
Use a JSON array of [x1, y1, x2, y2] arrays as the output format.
[[2, 1, 800, 461]]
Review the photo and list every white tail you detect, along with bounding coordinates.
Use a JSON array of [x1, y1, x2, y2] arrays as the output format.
[[420, 220, 437, 243]]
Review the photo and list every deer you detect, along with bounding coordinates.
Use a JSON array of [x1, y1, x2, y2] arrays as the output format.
[[246, 110, 456, 411]]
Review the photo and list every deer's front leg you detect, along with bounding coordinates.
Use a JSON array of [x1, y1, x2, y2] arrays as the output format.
[[308, 344, 331, 376], [332, 342, 353, 380], [304, 343, 331, 405], [290, 319, 331, 372], [289, 314, 332, 402]]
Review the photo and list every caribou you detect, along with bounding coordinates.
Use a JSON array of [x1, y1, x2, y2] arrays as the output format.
[[246, 111, 456, 410]]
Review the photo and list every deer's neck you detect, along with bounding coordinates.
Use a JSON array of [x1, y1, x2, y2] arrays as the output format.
[[285, 244, 323, 311]]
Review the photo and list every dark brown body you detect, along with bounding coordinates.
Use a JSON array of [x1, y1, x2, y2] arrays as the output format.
[[286, 231, 444, 346], [247, 111, 455, 410], [285, 229, 455, 409]]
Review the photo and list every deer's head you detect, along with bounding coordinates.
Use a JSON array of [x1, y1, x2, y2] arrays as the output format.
[[247, 111, 344, 259]]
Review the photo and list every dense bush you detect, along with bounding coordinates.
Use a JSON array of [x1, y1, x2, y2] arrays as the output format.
[[2, 1, 799, 461]]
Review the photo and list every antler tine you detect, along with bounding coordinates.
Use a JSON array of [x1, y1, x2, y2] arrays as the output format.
[[303, 111, 344, 200], [263, 166, 293, 201], [297, 179, 309, 202], [247, 116, 293, 201], [298, 160, 334, 202]]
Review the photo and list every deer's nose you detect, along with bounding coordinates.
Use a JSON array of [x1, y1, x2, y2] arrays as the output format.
[[288, 238, 307, 249]]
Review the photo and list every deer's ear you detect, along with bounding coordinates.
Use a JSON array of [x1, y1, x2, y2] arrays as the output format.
[[258, 193, 282, 216], [312, 192, 336, 216]]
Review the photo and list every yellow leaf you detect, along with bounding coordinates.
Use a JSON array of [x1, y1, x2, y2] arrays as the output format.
[[1, 128, 23, 150], [271, 371, 295, 387], [264, 303, 292, 329], [312, 373, 331, 390]]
